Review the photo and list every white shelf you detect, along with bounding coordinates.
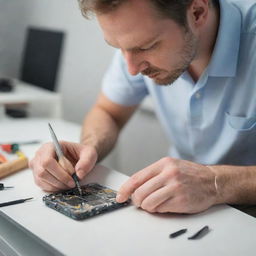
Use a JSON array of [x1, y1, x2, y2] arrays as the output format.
[[0, 80, 61, 119]]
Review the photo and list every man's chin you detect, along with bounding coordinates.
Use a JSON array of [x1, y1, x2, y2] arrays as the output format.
[[153, 76, 176, 86], [153, 70, 185, 86]]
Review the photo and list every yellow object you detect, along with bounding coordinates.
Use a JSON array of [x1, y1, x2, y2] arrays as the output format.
[[16, 151, 26, 159]]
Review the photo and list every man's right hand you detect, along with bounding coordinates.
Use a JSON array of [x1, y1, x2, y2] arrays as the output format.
[[29, 141, 98, 192]]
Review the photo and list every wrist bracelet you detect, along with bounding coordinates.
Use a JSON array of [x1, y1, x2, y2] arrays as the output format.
[[214, 174, 218, 193], [207, 165, 219, 194]]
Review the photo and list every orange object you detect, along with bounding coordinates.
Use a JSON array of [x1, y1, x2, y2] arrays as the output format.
[[0, 153, 7, 163]]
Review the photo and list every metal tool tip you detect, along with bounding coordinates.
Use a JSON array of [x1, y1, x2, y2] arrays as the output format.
[[25, 197, 34, 201]]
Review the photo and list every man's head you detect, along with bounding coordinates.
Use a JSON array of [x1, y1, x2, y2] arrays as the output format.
[[79, 0, 219, 85]]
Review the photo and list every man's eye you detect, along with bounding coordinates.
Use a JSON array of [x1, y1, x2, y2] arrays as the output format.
[[140, 43, 157, 52]]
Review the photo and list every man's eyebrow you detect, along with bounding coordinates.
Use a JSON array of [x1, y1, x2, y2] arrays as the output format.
[[105, 36, 159, 51], [105, 39, 118, 48]]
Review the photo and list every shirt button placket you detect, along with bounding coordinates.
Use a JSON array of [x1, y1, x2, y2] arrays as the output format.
[[195, 92, 201, 99], [190, 90, 203, 127], [188, 71, 208, 159]]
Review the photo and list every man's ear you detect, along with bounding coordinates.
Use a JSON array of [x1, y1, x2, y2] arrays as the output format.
[[187, 0, 209, 29]]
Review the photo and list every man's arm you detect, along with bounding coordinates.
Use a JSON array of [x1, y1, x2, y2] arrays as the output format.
[[116, 157, 256, 214], [80, 92, 138, 162], [208, 165, 256, 205]]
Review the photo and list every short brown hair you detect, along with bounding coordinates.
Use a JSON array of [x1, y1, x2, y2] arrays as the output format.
[[78, 0, 218, 27]]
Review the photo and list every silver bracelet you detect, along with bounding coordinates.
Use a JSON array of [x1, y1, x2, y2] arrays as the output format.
[[207, 165, 219, 194]]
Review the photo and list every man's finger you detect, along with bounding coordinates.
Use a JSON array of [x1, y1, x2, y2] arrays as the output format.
[[40, 158, 75, 188], [116, 166, 161, 203], [155, 196, 187, 213], [37, 142, 56, 159], [32, 168, 66, 192], [39, 179, 63, 192], [44, 169, 71, 190], [131, 174, 165, 207], [75, 147, 97, 180], [36, 166, 71, 190], [140, 185, 174, 212]]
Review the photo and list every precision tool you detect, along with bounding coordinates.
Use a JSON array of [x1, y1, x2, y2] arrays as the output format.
[[0, 197, 33, 207], [0, 141, 40, 154], [48, 123, 82, 196], [188, 225, 210, 240], [0, 183, 14, 190], [169, 229, 187, 238]]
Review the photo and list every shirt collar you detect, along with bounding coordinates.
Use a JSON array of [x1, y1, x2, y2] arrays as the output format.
[[207, 0, 241, 77]]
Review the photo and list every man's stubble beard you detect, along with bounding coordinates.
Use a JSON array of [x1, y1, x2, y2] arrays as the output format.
[[144, 30, 198, 86]]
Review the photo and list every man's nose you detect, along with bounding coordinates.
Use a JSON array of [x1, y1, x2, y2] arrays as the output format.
[[123, 51, 148, 76]]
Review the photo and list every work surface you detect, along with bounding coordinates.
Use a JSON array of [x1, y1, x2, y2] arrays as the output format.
[[1, 119, 256, 256]]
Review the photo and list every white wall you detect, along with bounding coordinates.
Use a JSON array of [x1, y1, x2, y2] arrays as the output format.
[[0, 1, 30, 78], [0, 0, 114, 122]]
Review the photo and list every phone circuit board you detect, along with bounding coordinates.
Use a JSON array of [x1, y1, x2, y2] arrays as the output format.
[[43, 183, 130, 220]]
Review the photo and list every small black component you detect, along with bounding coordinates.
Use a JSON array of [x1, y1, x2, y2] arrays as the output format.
[[43, 183, 130, 220], [0, 78, 13, 92], [169, 228, 187, 238], [5, 106, 28, 118], [188, 225, 210, 240], [0, 183, 14, 191]]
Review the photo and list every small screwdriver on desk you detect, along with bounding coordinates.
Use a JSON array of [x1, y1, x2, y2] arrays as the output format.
[[0, 197, 33, 207], [0, 183, 14, 190]]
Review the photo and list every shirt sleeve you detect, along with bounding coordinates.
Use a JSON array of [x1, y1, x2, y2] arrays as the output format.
[[102, 50, 149, 106]]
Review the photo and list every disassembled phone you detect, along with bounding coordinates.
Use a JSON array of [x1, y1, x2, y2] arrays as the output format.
[[43, 183, 130, 220]]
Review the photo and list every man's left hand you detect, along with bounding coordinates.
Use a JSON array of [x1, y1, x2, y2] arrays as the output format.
[[116, 157, 218, 214]]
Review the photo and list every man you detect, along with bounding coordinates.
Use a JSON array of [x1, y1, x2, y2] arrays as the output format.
[[30, 0, 256, 214]]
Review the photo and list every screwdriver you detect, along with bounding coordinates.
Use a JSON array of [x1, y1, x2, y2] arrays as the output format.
[[0, 197, 33, 207], [0, 183, 14, 190], [48, 123, 83, 196], [0, 140, 41, 153]]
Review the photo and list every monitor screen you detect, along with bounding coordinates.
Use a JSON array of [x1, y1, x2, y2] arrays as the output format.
[[20, 27, 64, 91]]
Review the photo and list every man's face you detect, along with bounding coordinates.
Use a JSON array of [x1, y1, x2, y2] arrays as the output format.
[[97, 0, 199, 85]]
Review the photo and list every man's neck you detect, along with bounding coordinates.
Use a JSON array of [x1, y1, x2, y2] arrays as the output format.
[[188, 4, 220, 82]]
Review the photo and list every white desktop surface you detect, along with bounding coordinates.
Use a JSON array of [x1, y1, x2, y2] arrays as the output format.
[[0, 119, 256, 256]]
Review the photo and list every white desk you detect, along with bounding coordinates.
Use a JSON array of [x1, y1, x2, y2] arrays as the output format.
[[0, 80, 61, 119], [0, 119, 256, 256]]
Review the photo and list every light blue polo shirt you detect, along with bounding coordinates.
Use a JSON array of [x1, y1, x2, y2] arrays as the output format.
[[102, 0, 256, 165]]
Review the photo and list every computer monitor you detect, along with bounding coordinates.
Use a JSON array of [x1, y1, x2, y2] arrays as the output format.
[[20, 27, 65, 91]]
